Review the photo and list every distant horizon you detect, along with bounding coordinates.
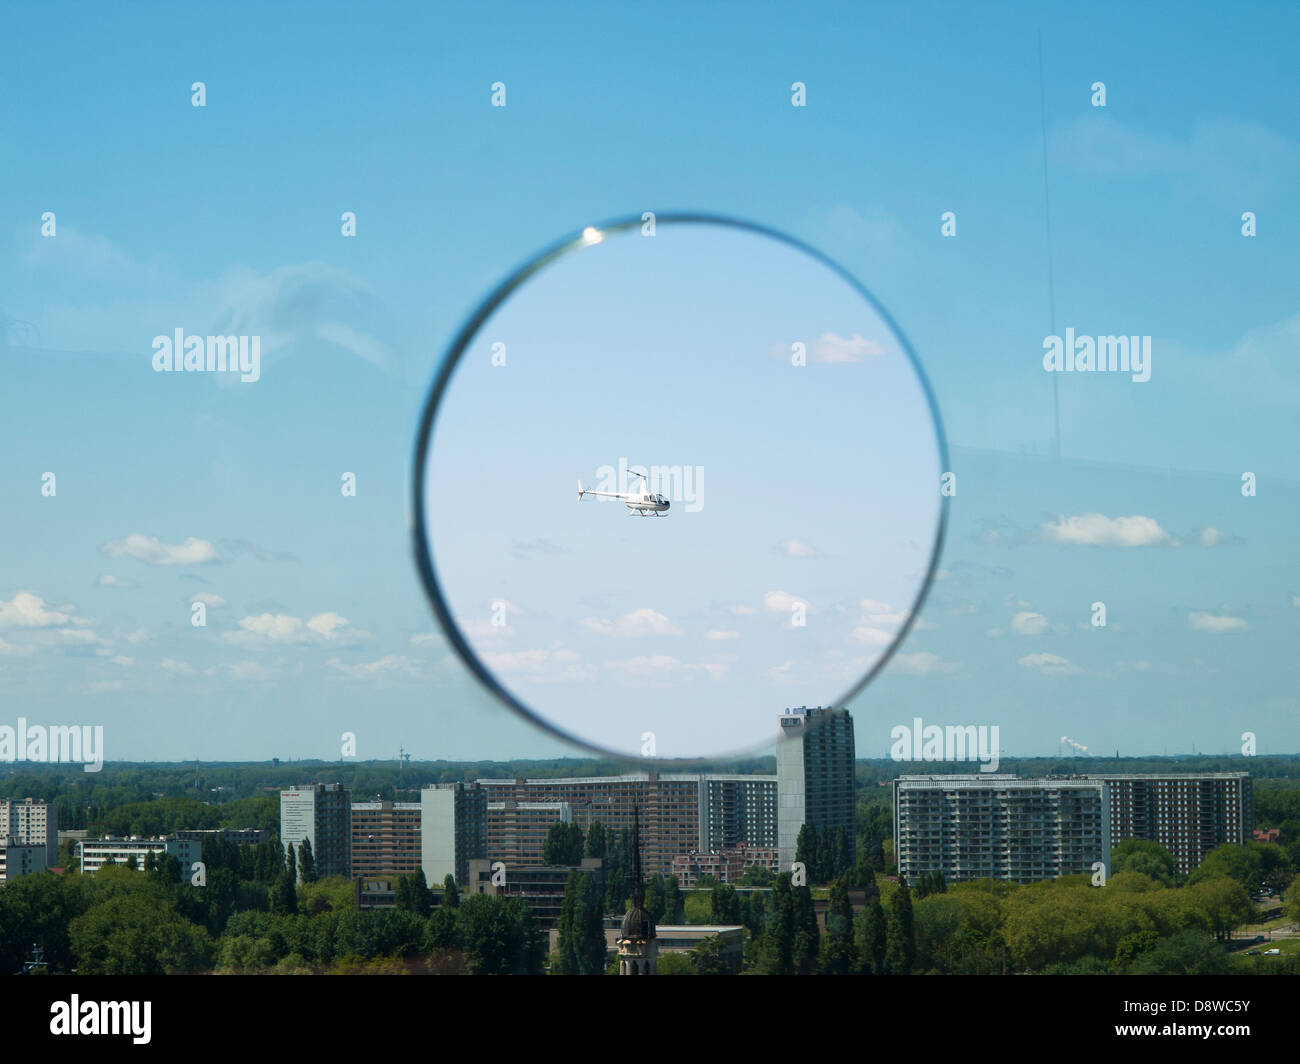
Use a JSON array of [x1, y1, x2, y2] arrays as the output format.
[[3, 749, 1298, 773]]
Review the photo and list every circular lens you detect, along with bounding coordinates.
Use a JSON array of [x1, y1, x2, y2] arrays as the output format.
[[413, 214, 947, 761]]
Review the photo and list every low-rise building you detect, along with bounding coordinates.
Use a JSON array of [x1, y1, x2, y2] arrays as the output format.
[[78, 836, 200, 879], [466, 856, 604, 930]]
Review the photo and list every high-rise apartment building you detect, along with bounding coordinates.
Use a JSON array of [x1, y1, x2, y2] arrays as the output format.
[[486, 800, 571, 870], [1097, 772, 1252, 876], [0, 798, 57, 868], [280, 783, 352, 879], [351, 800, 422, 878], [421, 782, 488, 886], [698, 775, 779, 854], [893, 775, 1110, 884], [776, 707, 856, 869]]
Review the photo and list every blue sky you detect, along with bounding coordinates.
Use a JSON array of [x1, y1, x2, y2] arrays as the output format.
[[0, 1, 1296, 764]]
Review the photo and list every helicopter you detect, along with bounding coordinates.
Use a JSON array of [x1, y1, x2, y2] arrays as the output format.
[[577, 470, 670, 516]]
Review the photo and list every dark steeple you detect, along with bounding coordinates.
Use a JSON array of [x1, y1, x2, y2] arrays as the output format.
[[620, 805, 655, 942], [631, 806, 644, 903]]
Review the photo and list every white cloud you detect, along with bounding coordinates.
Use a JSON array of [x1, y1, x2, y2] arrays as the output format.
[[231, 613, 304, 643], [767, 660, 796, 684], [705, 629, 740, 641], [764, 591, 810, 613], [225, 610, 358, 645], [306, 612, 350, 639], [850, 626, 893, 646], [1199, 527, 1224, 547], [776, 538, 823, 559], [160, 658, 195, 674], [581, 608, 683, 638], [98, 574, 135, 589], [328, 655, 415, 679], [1188, 611, 1248, 633], [0, 592, 87, 629], [410, 632, 442, 646], [891, 651, 959, 675], [727, 604, 757, 616], [102, 533, 221, 566], [813, 331, 886, 363], [227, 660, 265, 680], [1293, 595, 1300, 609], [1039, 514, 1174, 547], [191, 592, 227, 608], [481, 647, 596, 684], [1018, 652, 1082, 675], [1011, 611, 1048, 636], [59, 629, 109, 646], [0, 636, 36, 657]]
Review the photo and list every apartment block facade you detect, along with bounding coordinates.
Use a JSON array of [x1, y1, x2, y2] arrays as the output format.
[[893, 775, 1110, 884]]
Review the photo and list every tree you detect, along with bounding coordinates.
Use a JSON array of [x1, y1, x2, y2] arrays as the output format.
[[70, 892, 211, 974], [395, 870, 433, 918], [410, 869, 433, 917], [758, 874, 795, 974], [271, 872, 298, 916], [791, 881, 819, 975], [834, 826, 851, 881], [738, 863, 773, 888], [553, 871, 581, 975], [819, 880, 855, 975], [1186, 844, 1261, 893], [692, 932, 734, 975], [710, 884, 741, 925], [604, 828, 634, 912], [577, 873, 607, 974], [1113, 929, 1160, 971], [442, 873, 459, 909], [1128, 929, 1228, 975], [285, 842, 296, 883], [656, 952, 694, 975], [644, 874, 667, 925], [542, 822, 585, 866], [554, 871, 607, 975], [584, 820, 606, 859], [884, 875, 915, 974], [297, 838, 317, 884], [456, 894, 544, 975], [1284, 877, 1300, 924], [663, 875, 684, 924], [795, 824, 814, 881], [1111, 839, 1177, 886]]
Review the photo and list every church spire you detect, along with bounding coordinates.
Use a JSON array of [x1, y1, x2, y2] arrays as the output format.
[[631, 804, 644, 906]]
